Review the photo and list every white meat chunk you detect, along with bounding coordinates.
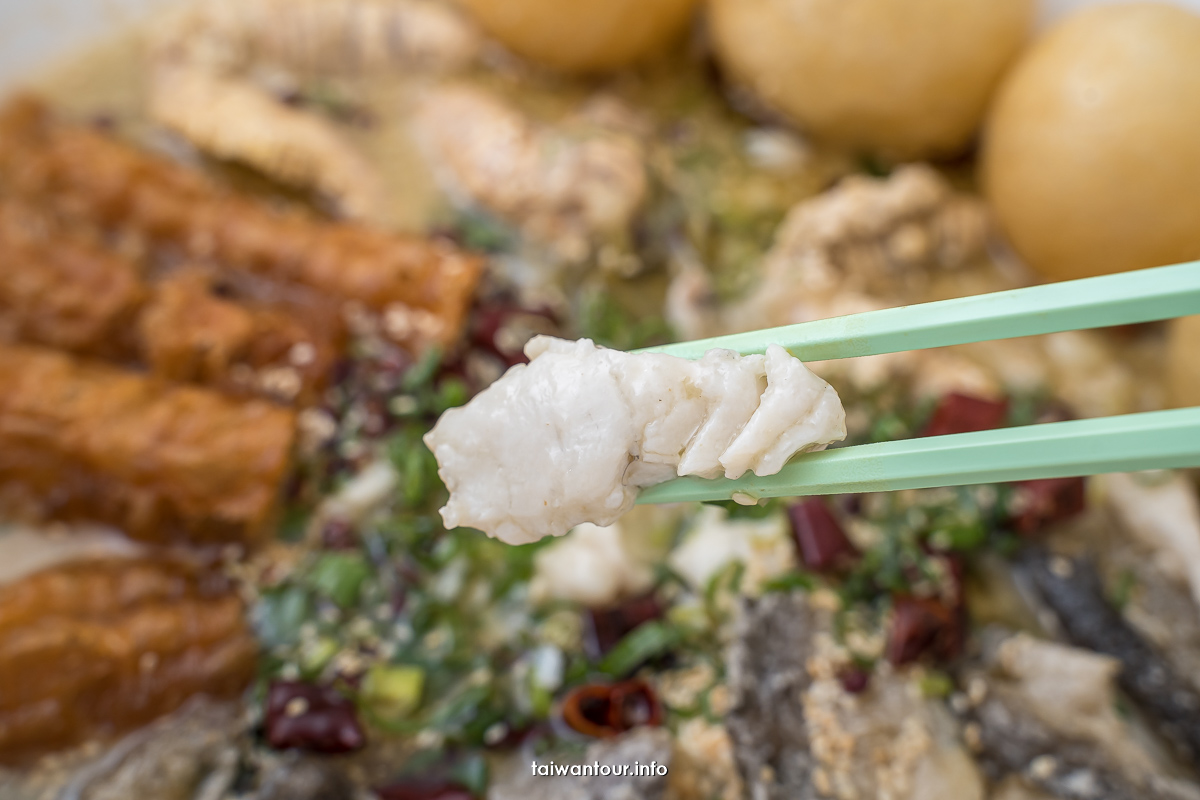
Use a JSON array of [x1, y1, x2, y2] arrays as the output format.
[[676, 349, 766, 479], [719, 344, 846, 479], [740, 165, 991, 328], [424, 336, 846, 544], [529, 521, 653, 607], [1102, 470, 1200, 611], [427, 337, 638, 546], [994, 633, 1155, 775], [152, 0, 480, 75], [149, 65, 388, 221], [413, 86, 647, 261], [667, 505, 796, 594]]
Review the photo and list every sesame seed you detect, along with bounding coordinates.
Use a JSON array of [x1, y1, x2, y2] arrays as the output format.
[[1029, 755, 1058, 780], [389, 395, 420, 416], [289, 342, 317, 367], [139, 652, 159, 674], [967, 676, 989, 706], [1049, 556, 1074, 579], [963, 723, 983, 752], [731, 492, 758, 506], [285, 697, 310, 718], [483, 722, 508, 746]]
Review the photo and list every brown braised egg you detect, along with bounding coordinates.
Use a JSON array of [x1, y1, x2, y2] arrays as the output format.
[[460, 0, 700, 73], [707, 0, 1034, 159], [982, 3, 1200, 281]]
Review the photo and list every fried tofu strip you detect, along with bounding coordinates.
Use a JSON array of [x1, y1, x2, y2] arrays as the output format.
[[0, 204, 145, 357], [0, 344, 296, 546], [0, 557, 257, 763], [139, 269, 344, 404], [0, 96, 482, 351], [0, 204, 342, 404]]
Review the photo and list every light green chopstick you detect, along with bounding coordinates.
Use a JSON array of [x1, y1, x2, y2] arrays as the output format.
[[635, 407, 1200, 504], [636, 260, 1200, 362], [632, 260, 1200, 504]]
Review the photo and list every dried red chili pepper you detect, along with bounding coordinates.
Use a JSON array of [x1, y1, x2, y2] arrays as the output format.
[[885, 596, 962, 666], [838, 666, 871, 694], [562, 684, 617, 739], [585, 594, 664, 658], [561, 679, 662, 738], [320, 517, 358, 550], [1009, 476, 1087, 535], [788, 499, 858, 572], [470, 302, 559, 367], [609, 679, 662, 730], [375, 779, 474, 800], [921, 393, 1008, 438], [265, 680, 366, 754]]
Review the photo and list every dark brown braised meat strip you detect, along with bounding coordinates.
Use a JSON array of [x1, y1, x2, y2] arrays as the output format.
[[1021, 550, 1200, 769], [0, 344, 296, 546], [0, 95, 483, 353], [0, 557, 257, 764], [0, 205, 342, 404]]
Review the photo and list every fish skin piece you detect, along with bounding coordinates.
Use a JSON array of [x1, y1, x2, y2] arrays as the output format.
[[724, 592, 823, 800], [958, 672, 1200, 800], [1022, 549, 1200, 770]]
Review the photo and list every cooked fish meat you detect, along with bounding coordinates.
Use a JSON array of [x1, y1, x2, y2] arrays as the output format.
[[149, 65, 388, 221], [0, 699, 246, 800], [424, 336, 845, 544], [0, 96, 482, 352], [143, 0, 479, 217], [414, 86, 648, 262], [152, 0, 480, 76], [0, 556, 257, 763], [529, 520, 655, 607], [726, 592, 985, 800], [1100, 471, 1200, 611], [0, 344, 296, 546], [1022, 550, 1200, 768], [987, 631, 1156, 776], [960, 672, 1200, 800], [743, 164, 992, 327], [803, 656, 984, 800]]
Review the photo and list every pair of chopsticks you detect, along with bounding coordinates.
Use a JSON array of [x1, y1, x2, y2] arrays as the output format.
[[634, 260, 1200, 505]]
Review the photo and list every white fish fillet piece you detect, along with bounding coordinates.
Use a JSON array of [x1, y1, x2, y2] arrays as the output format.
[[676, 349, 766, 479], [720, 345, 846, 479], [425, 337, 845, 544]]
